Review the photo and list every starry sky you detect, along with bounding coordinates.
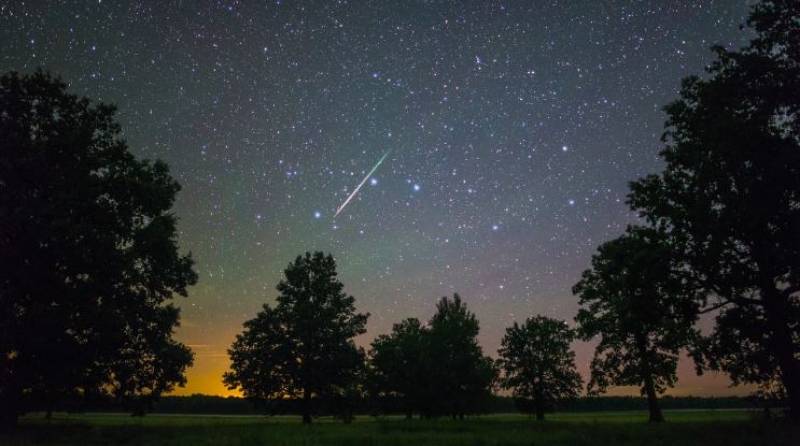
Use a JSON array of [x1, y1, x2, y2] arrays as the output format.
[[2, 1, 755, 397]]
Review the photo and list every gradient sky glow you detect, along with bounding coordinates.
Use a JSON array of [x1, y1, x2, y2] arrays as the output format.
[[1, 0, 755, 397]]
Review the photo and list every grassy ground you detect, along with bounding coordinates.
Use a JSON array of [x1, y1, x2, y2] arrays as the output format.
[[2, 410, 797, 445]]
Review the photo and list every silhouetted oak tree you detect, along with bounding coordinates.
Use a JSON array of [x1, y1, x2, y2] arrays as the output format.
[[224, 252, 368, 424], [627, 1, 800, 418], [573, 227, 698, 422], [425, 294, 497, 418], [498, 316, 582, 421], [369, 294, 496, 418], [368, 317, 428, 418], [0, 71, 197, 427]]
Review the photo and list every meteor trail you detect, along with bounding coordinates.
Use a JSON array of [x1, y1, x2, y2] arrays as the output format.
[[334, 150, 391, 218]]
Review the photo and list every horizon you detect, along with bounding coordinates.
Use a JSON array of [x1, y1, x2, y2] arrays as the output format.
[[174, 323, 752, 398]]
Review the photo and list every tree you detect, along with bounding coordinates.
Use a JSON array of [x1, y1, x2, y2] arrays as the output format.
[[0, 70, 197, 427], [498, 316, 582, 421], [425, 294, 497, 418], [627, 1, 800, 418], [368, 294, 496, 419], [368, 318, 428, 418], [224, 252, 368, 424], [573, 227, 698, 422], [105, 307, 196, 416], [224, 305, 286, 407]]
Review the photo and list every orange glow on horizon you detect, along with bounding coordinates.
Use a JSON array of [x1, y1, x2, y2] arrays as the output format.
[[170, 356, 241, 397], [170, 354, 753, 398]]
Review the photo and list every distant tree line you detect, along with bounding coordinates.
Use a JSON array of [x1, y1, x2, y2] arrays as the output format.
[[48, 394, 760, 416]]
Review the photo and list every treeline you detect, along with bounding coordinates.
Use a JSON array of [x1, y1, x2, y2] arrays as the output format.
[[58, 394, 758, 416], [219, 252, 787, 424]]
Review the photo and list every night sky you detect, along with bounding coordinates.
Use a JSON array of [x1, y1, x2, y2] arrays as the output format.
[[2, 1, 754, 396]]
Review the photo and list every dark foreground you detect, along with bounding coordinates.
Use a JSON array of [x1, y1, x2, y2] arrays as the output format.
[[2, 410, 797, 446]]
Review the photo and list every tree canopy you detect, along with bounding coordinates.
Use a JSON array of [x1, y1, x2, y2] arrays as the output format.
[[498, 316, 582, 420], [368, 317, 428, 418], [573, 227, 698, 422], [626, 0, 800, 417], [224, 252, 368, 424], [368, 294, 496, 419], [0, 70, 197, 427], [426, 294, 497, 418]]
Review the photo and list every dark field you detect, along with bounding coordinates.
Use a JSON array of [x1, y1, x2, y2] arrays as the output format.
[[3, 410, 798, 446]]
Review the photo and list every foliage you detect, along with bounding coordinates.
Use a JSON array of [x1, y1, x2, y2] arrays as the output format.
[[425, 294, 498, 418], [573, 227, 698, 422], [224, 252, 368, 423], [626, 0, 800, 417], [498, 316, 582, 420], [368, 294, 496, 418], [0, 70, 196, 427], [368, 318, 428, 417]]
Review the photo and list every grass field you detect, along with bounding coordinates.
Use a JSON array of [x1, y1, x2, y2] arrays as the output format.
[[2, 410, 797, 445]]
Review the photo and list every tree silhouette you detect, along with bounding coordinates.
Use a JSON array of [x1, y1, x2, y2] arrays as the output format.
[[368, 294, 496, 418], [627, 0, 800, 418], [224, 252, 368, 424], [498, 316, 582, 421], [573, 227, 698, 422], [0, 70, 197, 428], [368, 317, 428, 418], [425, 294, 497, 418]]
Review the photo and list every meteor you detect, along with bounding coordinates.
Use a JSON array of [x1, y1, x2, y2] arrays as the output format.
[[334, 150, 391, 218]]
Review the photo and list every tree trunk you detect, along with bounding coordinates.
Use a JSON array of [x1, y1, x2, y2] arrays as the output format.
[[763, 285, 800, 420], [643, 374, 664, 423], [535, 405, 545, 421], [535, 384, 545, 421], [634, 331, 664, 423], [301, 389, 312, 424], [776, 348, 800, 420]]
